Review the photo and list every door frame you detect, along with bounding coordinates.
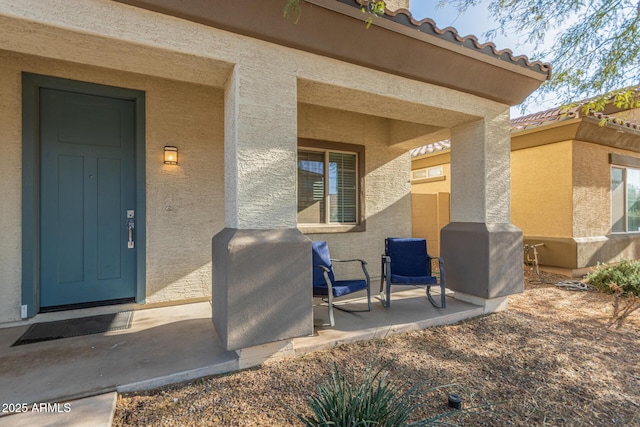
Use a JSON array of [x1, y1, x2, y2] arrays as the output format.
[[21, 73, 146, 317]]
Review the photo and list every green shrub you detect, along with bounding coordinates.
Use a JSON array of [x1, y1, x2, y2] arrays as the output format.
[[288, 361, 456, 427], [586, 259, 640, 297]]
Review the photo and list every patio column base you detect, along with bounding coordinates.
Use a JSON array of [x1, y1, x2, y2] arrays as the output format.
[[236, 340, 295, 370], [212, 228, 313, 351], [441, 222, 523, 299], [453, 292, 509, 314]]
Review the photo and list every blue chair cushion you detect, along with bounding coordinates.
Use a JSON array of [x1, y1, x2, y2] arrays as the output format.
[[386, 238, 432, 277], [312, 241, 336, 286], [313, 279, 368, 297], [390, 274, 438, 285]]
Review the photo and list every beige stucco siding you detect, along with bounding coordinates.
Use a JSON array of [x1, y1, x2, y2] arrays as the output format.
[[0, 50, 224, 322], [144, 78, 224, 304], [510, 141, 573, 237], [572, 141, 611, 237], [0, 52, 22, 323], [573, 140, 640, 237]]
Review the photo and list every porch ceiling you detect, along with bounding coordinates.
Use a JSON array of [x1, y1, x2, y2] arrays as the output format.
[[297, 79, 473, 148], [297, 79, 475, 128], [0, 13, 234, 89]]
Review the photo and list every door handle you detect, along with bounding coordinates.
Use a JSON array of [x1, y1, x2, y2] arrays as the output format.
[[127, 218, 135, 249]]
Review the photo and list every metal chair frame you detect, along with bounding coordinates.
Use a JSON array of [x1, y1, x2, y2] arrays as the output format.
[[379, 238, 446, 309], [313, 256, 371, 327]]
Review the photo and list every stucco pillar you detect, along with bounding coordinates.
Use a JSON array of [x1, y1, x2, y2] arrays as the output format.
[[212, 64, 312, 351], [441, 111, 523, 306]]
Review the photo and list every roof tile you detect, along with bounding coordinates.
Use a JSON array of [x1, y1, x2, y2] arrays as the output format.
[[361, 1, 552, 78]]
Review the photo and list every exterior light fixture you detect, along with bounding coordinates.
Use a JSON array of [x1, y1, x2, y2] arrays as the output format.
[[164, 146, 178, 165]]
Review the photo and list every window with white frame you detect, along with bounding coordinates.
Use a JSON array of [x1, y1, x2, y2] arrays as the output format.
[[611, 166, 640, 232], [297, 147, 359, 225], [411, 165, 443, 181]]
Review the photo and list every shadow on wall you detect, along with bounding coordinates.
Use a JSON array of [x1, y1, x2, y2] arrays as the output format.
[[522, 235, 639, 270], [220, 229, 313, 348], [583, 235, 639, 269]]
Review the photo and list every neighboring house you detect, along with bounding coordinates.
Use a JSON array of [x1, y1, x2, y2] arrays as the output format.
[[0, 0, 548, 354], [412, 97, 640, 277]]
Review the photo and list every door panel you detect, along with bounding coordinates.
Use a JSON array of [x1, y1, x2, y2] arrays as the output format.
[[39, 88, 136, 307], [97, 158, 123, 280], [55, 154, 85, 284]]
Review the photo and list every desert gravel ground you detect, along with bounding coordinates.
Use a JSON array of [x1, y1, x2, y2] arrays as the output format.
[[114, 269, 640, 426]]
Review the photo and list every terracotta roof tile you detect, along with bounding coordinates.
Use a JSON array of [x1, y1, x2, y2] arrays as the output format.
[[588, 110, 640, 130], [510, 107, 580, 130], [511, 87, 640, 130], [410, 140, 450, 157], [348, 0, 551, 78]]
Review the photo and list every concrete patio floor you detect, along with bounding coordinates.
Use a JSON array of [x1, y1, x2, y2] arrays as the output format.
[[0, 286, 483, 425]]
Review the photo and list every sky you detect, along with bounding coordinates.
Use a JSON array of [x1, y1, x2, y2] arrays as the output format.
[[409, 2, 529, 49], [408, 2, 558, 116]]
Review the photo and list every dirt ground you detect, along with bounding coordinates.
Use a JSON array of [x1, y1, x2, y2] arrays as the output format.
[[114, 268, 640, 426]]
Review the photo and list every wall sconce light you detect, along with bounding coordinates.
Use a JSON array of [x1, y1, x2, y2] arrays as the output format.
[[164, 146, 178, 165]]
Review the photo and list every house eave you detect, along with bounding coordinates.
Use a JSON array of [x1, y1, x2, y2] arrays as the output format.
[[511, 116, 640, 153], [112, 0, 547, 106]]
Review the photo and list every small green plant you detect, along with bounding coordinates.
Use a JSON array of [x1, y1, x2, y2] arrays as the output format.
[[586, 260, 640, 327], [284, 360, 459, 427], [284, 0, 302, 24], [284, 0, 385, 27], [362, 1, 386, 29], [585, 259, 640, 297]]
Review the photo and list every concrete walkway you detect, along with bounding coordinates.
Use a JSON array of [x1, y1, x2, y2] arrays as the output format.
[[0, 288, 483, 426]]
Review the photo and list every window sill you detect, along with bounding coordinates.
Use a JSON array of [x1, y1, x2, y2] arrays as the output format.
[[298, 223, 365, 234], [411, 176, 445, 184]]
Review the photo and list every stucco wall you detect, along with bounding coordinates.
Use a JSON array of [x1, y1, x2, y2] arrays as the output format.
[[411, 153, 451, 195], [572, 141, 611, 237], [144, 76, 224, 304], [0, 50, 223, 322], [572, 140, 640, 238], [411, 193, 450, 256], [298, 103, 411, 279], [412, 175, 450, 194], [0, 51, 23, 323], [511, 141, 573, 238]]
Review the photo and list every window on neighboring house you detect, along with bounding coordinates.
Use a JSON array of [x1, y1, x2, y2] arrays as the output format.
[[297, 141, 363, 229], [411, 165, 443, 181], [611, 166, 640, 233]]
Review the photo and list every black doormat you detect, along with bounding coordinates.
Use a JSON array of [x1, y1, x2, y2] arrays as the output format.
[[11, 311, 133, 346]]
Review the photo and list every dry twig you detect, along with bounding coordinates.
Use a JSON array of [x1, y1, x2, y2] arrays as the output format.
[[609, 282, 640, 328]]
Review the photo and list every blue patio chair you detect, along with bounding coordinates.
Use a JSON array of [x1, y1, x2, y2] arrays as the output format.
[[380, 238, 446, 308], [312, 241, 372, 327]]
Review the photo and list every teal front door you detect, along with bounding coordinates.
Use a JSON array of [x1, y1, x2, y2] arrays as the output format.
[[39, 88, 137, 308]]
